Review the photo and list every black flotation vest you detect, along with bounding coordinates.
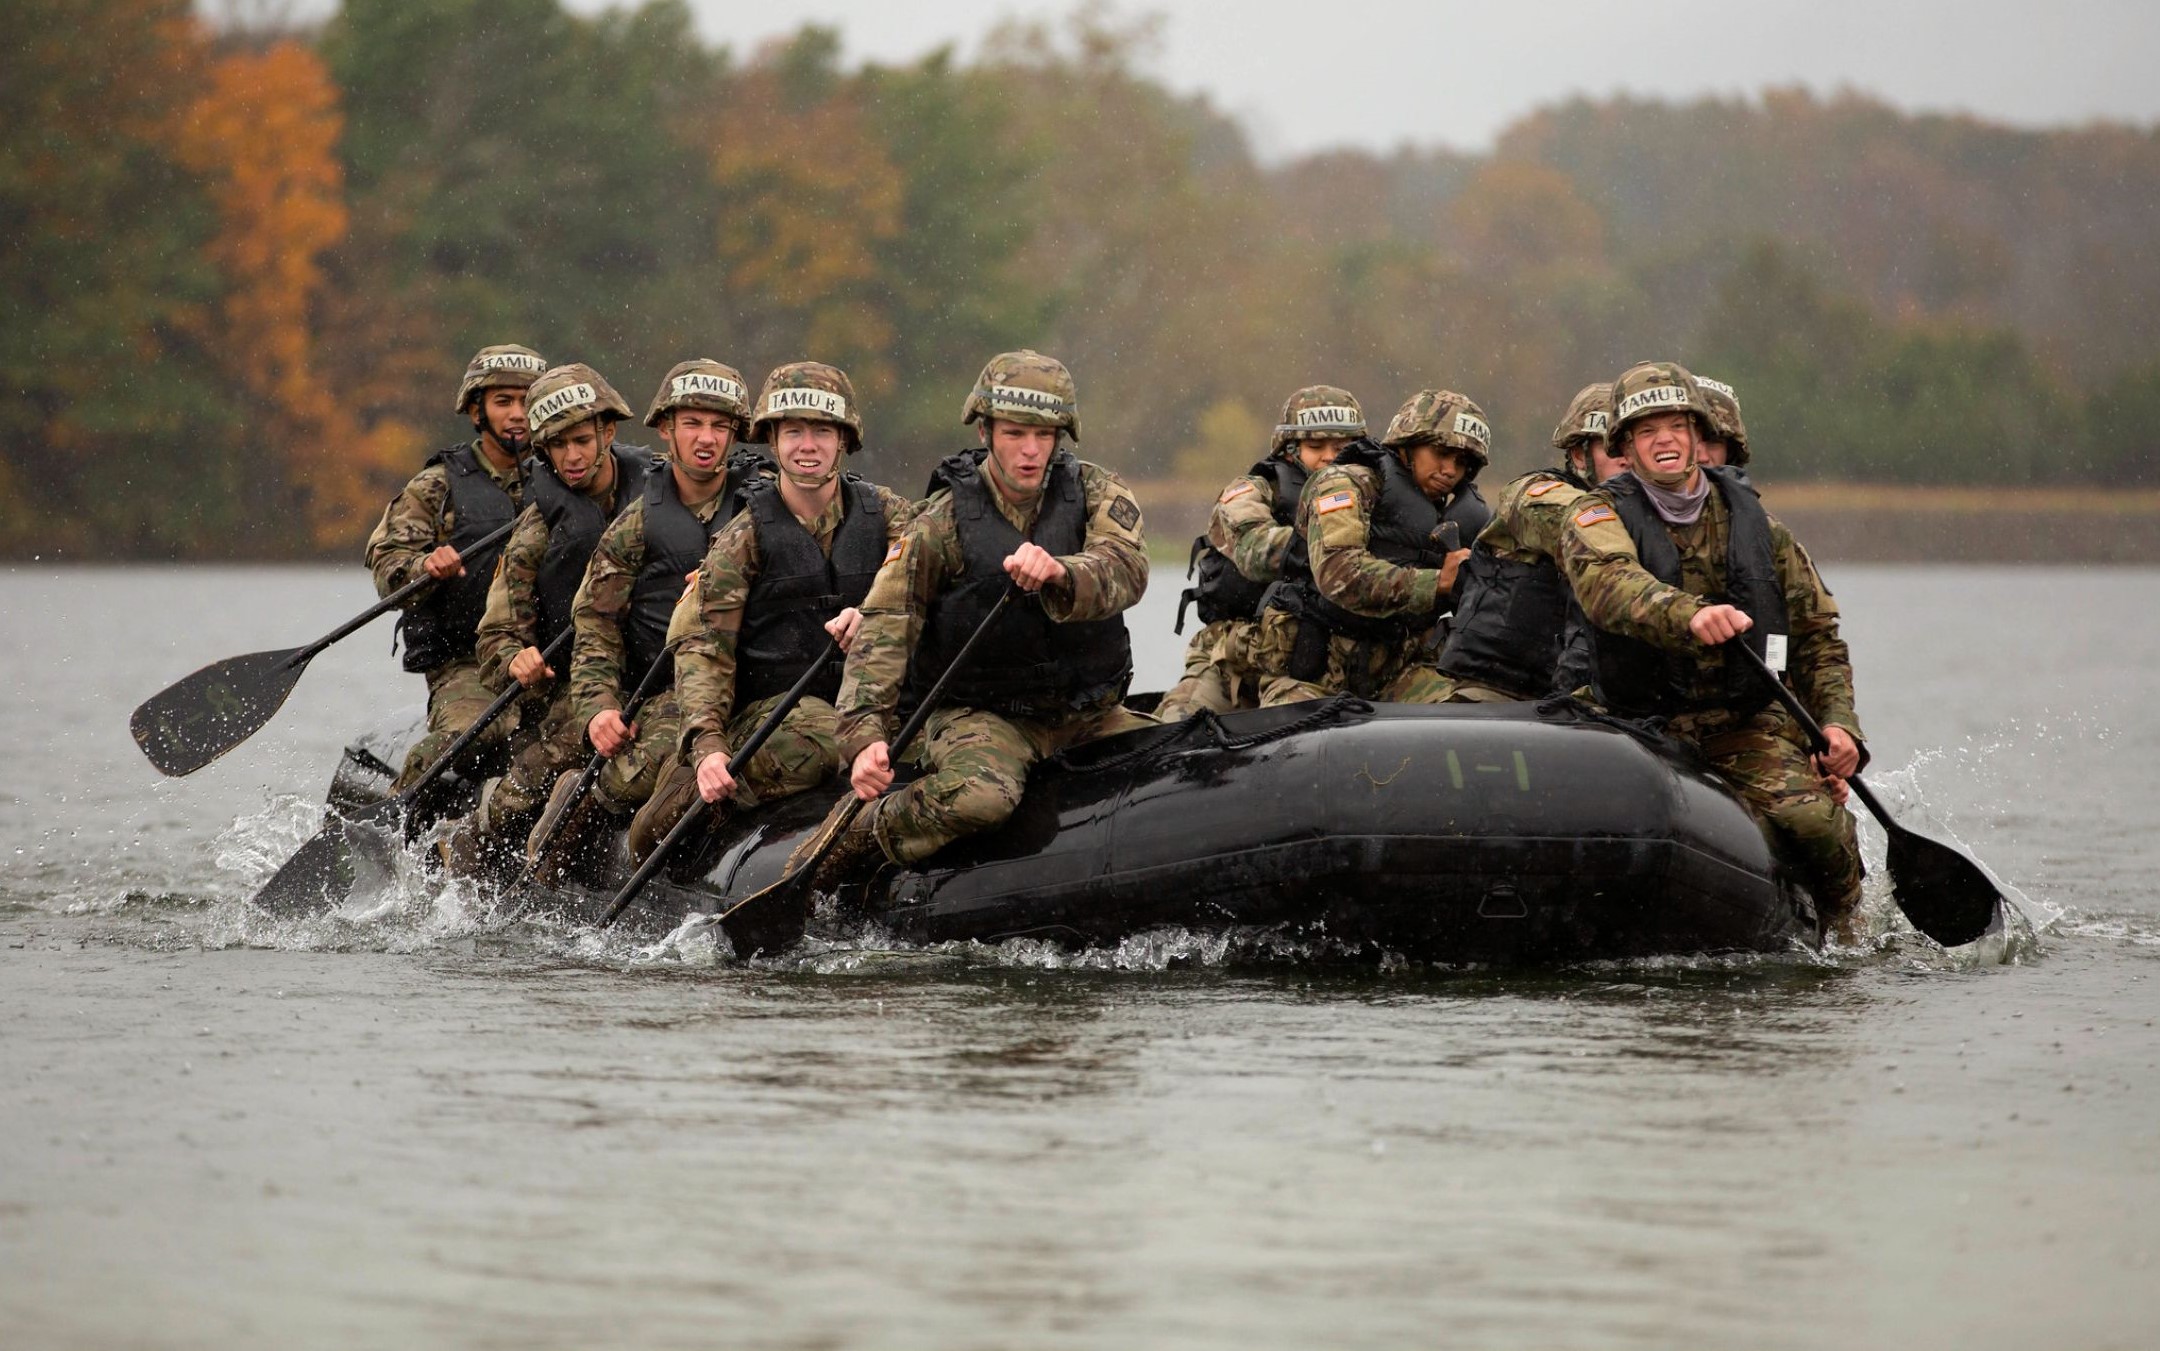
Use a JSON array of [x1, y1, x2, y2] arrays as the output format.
[[908, 448, 1133, 719], [622, 449, 769, 690], [1437, 467, 1588, 697], [1265, 441, 1490, 644], [1587, 465, 1790, 718], [524, 444, 651, 648], [398, 443, 520, 674], [1174, 456, 1307, 634], [734, 474, 889, 704]]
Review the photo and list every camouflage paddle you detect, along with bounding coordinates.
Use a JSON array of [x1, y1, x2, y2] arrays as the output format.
[[714, 587, 1018, 959], [596, 640, 841, 928], [250, 625, 572, 916], [130, 518, 517, 777], [1733, 640, 2003, 946]]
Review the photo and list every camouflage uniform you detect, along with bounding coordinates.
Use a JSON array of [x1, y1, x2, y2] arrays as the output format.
[[1562, 362, 1863, 923], [831, 352, 1153, 869], [364, 345, 545, 791]]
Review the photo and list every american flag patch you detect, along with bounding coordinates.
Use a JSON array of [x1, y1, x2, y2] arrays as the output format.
[[1220, 481, 1256, 503], [1315, 490, 1355, 515], [1527, 479, 1565, 498], [883, 539, 906, 565], [1573, 504, 1617, 528]]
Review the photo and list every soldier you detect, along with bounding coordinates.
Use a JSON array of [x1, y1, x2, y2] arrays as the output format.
[[625, 363, 917, 860], [814, 350, 1153, 888], [1694, 375, 1752, 479], [365, 344, 546, 792], [529, 358, 768, 874], [436, 364, 647, 875], [1157, 386, 1364, 721], [1429, 382, 1612, 703], [1559, 360, 1866, 939], [1250, 389, 1493, 705]]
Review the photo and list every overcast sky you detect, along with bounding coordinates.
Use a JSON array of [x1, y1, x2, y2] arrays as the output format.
[[571, 0, 2160, 160]]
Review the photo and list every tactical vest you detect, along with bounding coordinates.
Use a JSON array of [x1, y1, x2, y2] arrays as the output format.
[[622, 450, 768, 690], [908, 448, 1134, 719], [1587, 465, 1789, 718], [398, 443, 520, 674], [525, 444, 651, 649], [1438, 467, 1588, 697], [734, 475, 889, 704], [1265, 442, 1490, 644], [1175, 457, 1307, 634]]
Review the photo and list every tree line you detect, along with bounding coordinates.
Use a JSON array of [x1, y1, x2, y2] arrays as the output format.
[[6, 0, 2157, 559]]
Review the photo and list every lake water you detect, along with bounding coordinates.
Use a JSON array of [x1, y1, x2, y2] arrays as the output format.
[[3, 563, 2157, 1350]]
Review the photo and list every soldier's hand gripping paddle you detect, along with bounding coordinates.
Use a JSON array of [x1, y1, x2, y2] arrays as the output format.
[[715, 588, 1018, 959], [596, 641, 842, 927], [250, 625, 573, 916], [130, 519, 518, 776], [1733, 640, 2003, 946]]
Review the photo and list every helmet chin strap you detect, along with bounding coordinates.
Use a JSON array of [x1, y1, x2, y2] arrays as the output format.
[[780, 462, 841, 490]]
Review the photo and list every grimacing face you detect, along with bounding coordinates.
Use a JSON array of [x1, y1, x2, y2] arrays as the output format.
[[545, 418, 615, 492], [661, 407, 739, 482], [1623, 410, 1700, 487], [983, 419, 1060, 493], [772, 418, 845, 488]]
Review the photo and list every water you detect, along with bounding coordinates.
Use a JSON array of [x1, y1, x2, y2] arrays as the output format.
[[4, 563, 2157, 1350]]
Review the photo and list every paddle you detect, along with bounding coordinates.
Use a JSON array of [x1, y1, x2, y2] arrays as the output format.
[[714, 588, 1018, 958], [519, 638, 685, 886], [131, 519, 518, 776], [250, 625, 573, 915], [1733, 639, 2003, 946], [596, 641, 842, 927]]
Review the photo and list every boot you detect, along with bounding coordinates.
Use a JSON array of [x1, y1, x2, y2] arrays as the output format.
[[434, 814, 514, 882], [805, 809, 889, 898], [527, 773, 614, 888]]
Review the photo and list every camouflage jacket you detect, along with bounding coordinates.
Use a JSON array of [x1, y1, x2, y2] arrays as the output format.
[[1299, 462, 1444, 620], [833, 459, 1148, 761], [1208, 471, 1296, 583], [567, 487, 730, 726], [362, 441, 525, 599], [676, 482, 917, 763], [1559, 483, 1862, 739], [473, 468, 629, 691], [1479, 470, 1586, 565]]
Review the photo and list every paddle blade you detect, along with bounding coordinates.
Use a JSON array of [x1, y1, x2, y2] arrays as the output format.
[[131, 648, 309, 776], [716, 875, 815, 960], [1884, 825, 2004, 947], [250, 802, 398, 916]]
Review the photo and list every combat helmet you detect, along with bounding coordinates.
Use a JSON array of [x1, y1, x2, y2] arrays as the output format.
[[525, 364, 634, 446], [644, 359, 751, 430], [1382, 389, 1493, 478], [1271, 385, 1366, 455], [1693, 374, 1750, 466], [1608, 360, 1714, 447], [750, 361, 863, 450], [454, 344, 549, 414], [962, 350, 1080, 442], [1550, 382, 1613, 454]]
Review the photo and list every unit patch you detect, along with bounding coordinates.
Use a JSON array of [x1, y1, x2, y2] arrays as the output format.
[[1108, 495, 1141, 532]]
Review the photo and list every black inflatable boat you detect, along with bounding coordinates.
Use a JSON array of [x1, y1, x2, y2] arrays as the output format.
[[326, 695, 1820, 964]]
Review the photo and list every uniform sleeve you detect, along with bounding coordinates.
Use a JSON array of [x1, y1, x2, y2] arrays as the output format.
[[1773, 521, 1863, 745], [473, 506, 549, 691], [1040, 463, 1149, 623], [1509, 478, 1586, 560], [1307, 466, 1442, 619], [569, 503, 645, 725], [363, 463, 450, 599], [1559, 495, 1705, 649], [875, 483, 921, 535], [833, 496, 960, 762], [673, 514, 759, 764], [1207, 474, 1294, 583]]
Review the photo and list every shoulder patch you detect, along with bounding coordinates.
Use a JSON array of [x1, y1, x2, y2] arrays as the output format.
[[1219, 480, 1256, 503], [1315, 489, 1356, 516], [1573, 504, 1617, 528], [1526, 479, 1566, 498], [883, 538, 907, 565], [1107, 495, 1141, 532]]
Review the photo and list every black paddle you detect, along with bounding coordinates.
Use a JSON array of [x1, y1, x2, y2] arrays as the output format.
[[131, 519, 518, 776], [250, 625, 573, 915], [1733, 639, 2003, 946], [714, 588, 1018, 958], [597, 641, 842, 927], [519, 638, 686, 887]]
